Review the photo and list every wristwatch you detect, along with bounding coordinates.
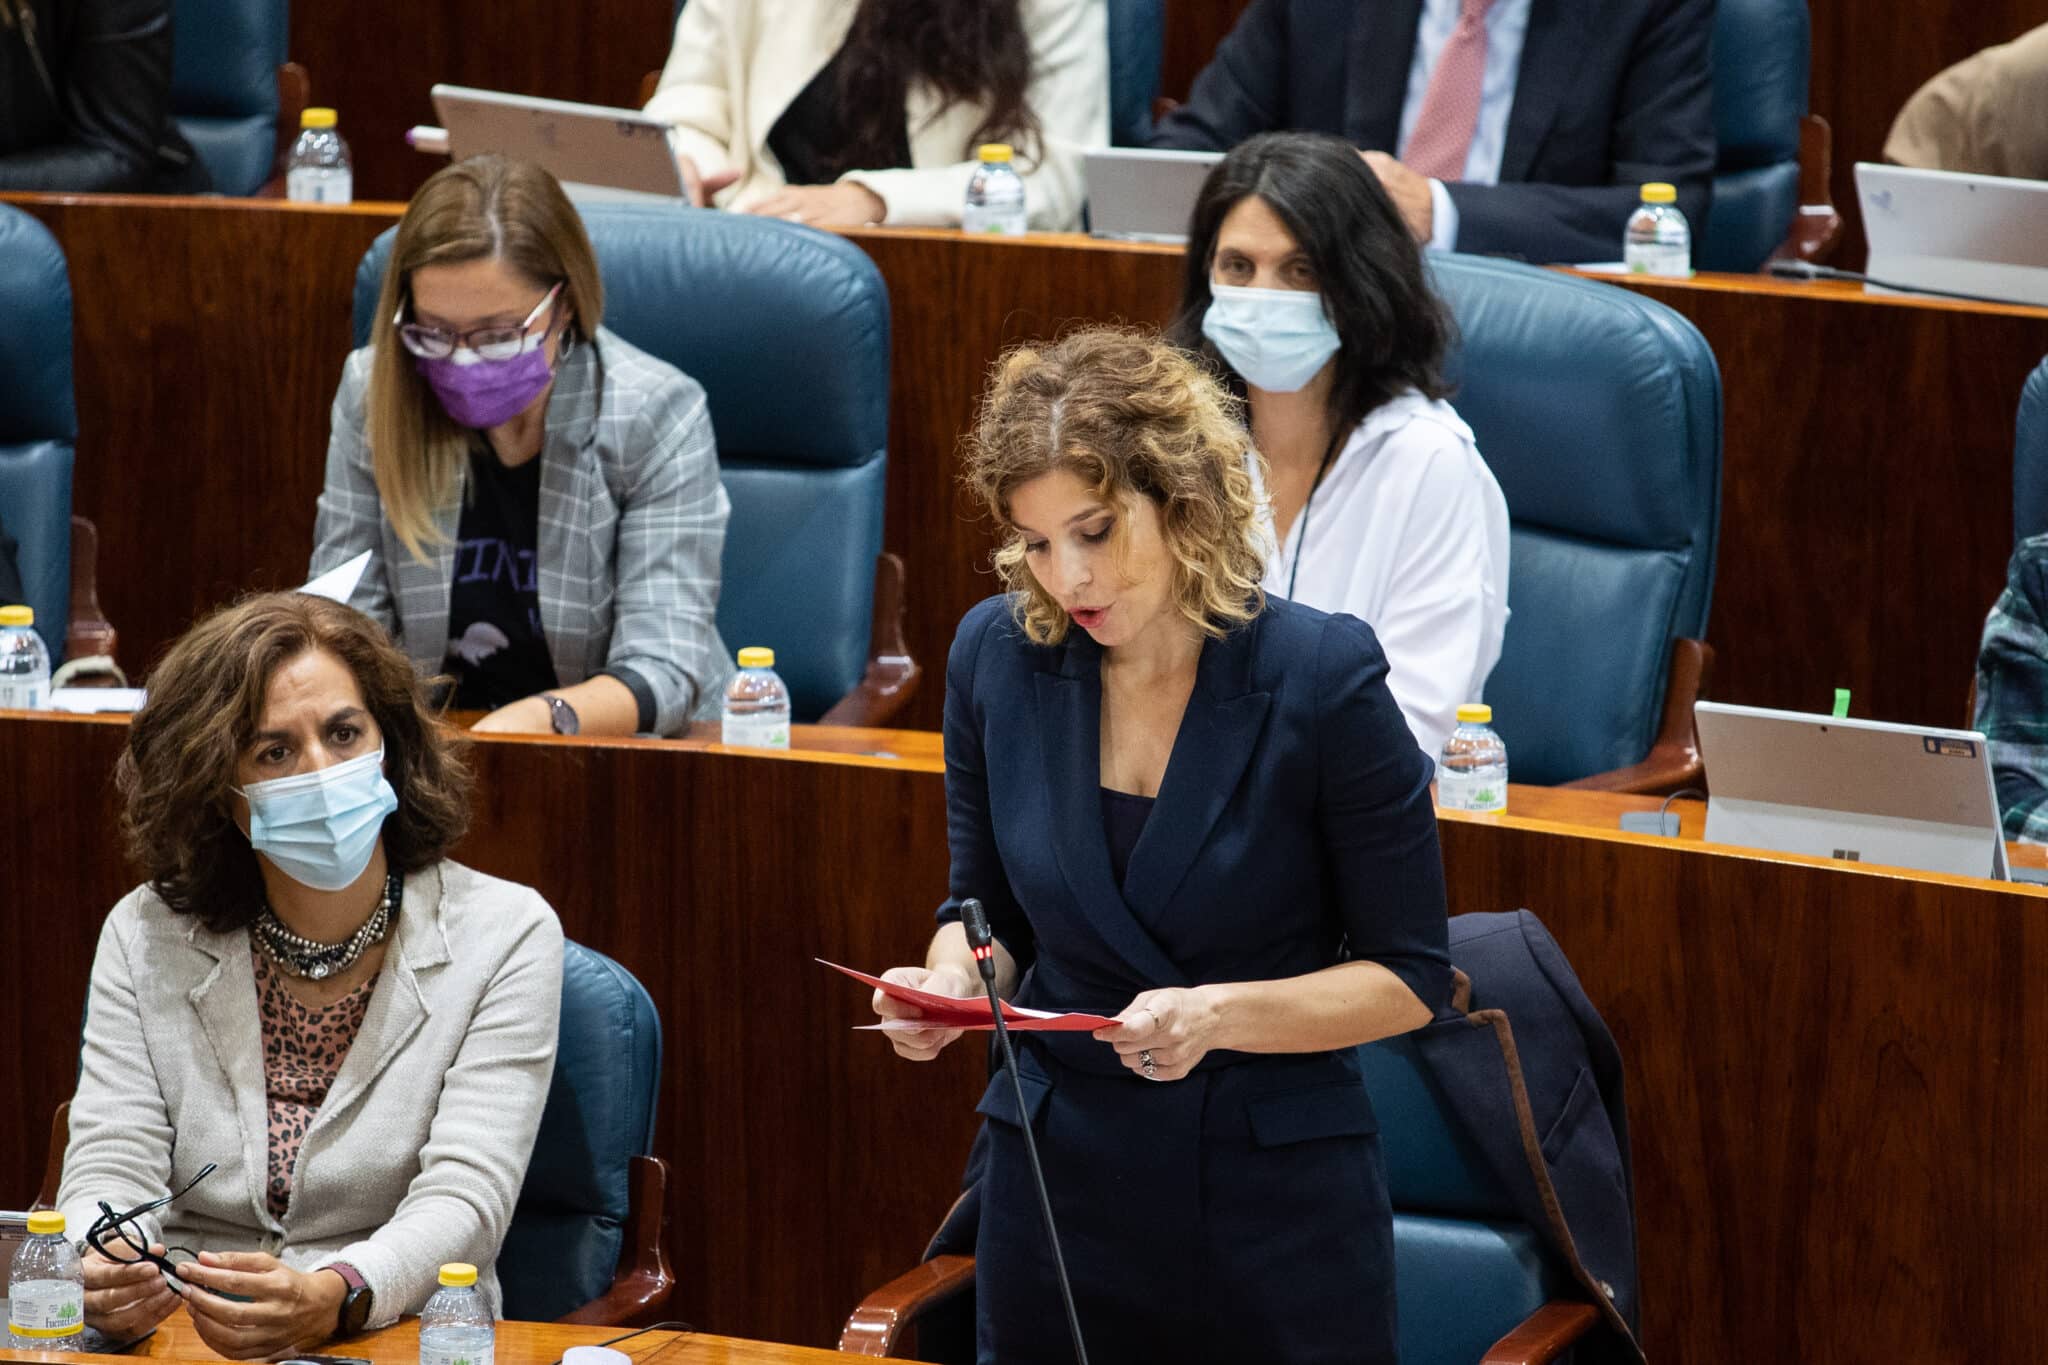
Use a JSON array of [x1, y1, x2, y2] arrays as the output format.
[[329, 1261, 373, 1338], [542, 693, 580, 735]]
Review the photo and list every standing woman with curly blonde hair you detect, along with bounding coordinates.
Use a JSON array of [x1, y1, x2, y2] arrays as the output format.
[[869, 328, 1450, 1363]]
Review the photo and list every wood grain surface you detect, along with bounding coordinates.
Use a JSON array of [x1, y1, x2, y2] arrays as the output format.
[[5, 710, 2046, 1359], [0, 1308, 906, 1363]]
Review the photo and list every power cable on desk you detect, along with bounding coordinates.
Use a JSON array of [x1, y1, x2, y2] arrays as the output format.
[[1765, 257, 2029, 308], [544, 1320, 697, 1365], [1659, 787, 1705, 826]]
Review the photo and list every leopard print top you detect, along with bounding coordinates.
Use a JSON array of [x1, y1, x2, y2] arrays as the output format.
[[252, 948, 379, 1220]]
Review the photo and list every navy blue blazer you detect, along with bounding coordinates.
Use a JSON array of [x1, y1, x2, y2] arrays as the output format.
[[938, 591, 1452, 1045], [1149, 0, 1716, 265], [937, 593, 1452, 1362]]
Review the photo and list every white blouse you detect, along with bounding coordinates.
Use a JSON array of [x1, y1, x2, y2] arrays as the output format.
[[1258, 391, 1511, 761]]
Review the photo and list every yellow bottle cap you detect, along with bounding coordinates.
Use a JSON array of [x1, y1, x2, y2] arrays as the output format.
[[301, 108, 339, 129], [1456, 703, 1493, 724], [978, 143, 1014, 163], [26, 1211, 65, 1235], [0, 605, 32, 627], [737, 647, 775, 669], [1639, 182, 1676, 204], [438, 1263, 478, 1287]]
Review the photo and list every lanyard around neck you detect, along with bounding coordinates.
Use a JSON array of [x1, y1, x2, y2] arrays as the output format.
[[1284, 424, 1347, 601]]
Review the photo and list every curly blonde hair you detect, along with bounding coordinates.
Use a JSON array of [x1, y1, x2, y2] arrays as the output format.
[[964, 327, 1267, 645]]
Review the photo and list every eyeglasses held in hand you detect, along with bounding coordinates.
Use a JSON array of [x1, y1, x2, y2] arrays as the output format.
[[84, 1162, 218, 1296], [395, 282, 563, 361]]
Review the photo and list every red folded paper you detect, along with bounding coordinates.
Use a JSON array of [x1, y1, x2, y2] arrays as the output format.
[[819, 959, 1117, 1032]]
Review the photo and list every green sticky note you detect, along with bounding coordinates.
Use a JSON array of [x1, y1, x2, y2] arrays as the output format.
[[1832, 688, 1850, 718]]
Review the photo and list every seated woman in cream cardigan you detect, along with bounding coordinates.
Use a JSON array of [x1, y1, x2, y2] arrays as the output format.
[[57, 592, 562, 1359], [644, 0, 1108, 230]]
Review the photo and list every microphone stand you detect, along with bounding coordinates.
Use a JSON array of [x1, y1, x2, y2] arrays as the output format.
[[959, 898, 1090, 1365]]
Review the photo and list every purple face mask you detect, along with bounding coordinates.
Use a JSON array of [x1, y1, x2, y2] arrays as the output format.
[[416, 341, 555, 429]]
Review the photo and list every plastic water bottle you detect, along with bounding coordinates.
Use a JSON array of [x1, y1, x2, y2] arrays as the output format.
[[419, 1263, 493, 1365], [0, 604, 51, 711], [721, 647, 791, 749], [1624, 182, 1690, 277], [286, 108, 353, 205], [9, 1211, 84, 1350], [1437, 703, 1508, 814], [962, 143, 1027, 236]]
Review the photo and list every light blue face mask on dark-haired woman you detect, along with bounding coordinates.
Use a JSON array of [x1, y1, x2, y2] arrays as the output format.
[[1201, 282, 1343, 393], [236, 749, 399, 891]]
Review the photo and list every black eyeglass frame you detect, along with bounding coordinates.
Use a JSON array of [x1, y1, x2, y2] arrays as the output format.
[[394, 281, 564, 361], [84, 1162, 219, 1295]]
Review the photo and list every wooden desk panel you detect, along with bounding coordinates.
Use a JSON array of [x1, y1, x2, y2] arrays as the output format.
[[9, 194, 2045, 737], [6, 710, 2047, 1359], [0, 1311, 903, 1363]]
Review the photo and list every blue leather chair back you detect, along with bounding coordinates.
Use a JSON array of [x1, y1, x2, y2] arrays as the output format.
[[353, 204, 890, 720], [1430, 254, 1722, 785], [0, 206, 77, 664], [2013, 357, 2048, 545], [1108, 0, 1164, 146], [171, 0, 288, 195], [1700, 0, 1808, 272], [1360, 1035, 1575, 1365], [498, 941, 662, 1322]]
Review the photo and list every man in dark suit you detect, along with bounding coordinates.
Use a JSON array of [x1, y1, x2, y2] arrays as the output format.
[[1151, 0, 1715, 265]]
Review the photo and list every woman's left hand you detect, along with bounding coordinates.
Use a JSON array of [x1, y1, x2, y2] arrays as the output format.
[[1094, 987, 1223, 1083], [174, 1253, 345, 1360], [743, 183, 886, 227]]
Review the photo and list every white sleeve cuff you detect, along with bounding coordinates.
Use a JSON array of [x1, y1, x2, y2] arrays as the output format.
[[1426, 178, 1460, 254]]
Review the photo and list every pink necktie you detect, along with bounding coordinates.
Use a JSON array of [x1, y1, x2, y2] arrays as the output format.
[[1401, 0, 1495, 181]]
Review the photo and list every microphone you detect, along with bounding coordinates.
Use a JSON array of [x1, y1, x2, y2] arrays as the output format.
[[960, 899, 1090, 1365]]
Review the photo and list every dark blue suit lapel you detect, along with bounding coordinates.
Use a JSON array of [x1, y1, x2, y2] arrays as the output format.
[[1121, 622, 1272, 929], [1035, 638, 1189, 989], [1497, 0, 1586, 184], [1345, 0, 1423, 149]]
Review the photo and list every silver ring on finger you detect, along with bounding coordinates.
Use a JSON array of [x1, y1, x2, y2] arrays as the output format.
[[1140, 1048, 1158, 1080]]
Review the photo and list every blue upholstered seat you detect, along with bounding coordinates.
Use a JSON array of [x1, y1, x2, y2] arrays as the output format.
[[1430, 254, 1723, 785], [497, 941, 662, 1322], [0, 205, 77, 664], [2012, 358, 2048, 545], [1108, 0, 1164, 146], [1360, 1034, 1576, 1365], [1699, 0, 1809, 272], [352, 204, 891, 721], [171, 0, 288, 195]]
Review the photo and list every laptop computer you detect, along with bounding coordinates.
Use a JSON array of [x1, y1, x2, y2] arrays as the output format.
[[430, 85, 684, 202], [1854, 162, 2048, 308], [1693, 700, 2010, 881], [1084, 147, 1223, 243]]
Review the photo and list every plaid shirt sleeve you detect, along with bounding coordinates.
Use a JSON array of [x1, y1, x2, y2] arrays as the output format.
[[309, 349, 400, 635], [1974, 534, 2048, 842], [605, 369, 731, 735]]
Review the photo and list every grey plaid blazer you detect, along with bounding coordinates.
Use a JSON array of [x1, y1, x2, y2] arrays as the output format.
[[311, 328, 733, 734]]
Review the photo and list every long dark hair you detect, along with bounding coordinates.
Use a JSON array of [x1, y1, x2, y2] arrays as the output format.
[[832, 0, 1040, 177], [1168, 132, 1455, 436]]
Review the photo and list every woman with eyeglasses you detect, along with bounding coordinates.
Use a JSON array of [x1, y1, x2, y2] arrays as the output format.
[[309, 154, 732, 738], [56, 591, 563, 1358]]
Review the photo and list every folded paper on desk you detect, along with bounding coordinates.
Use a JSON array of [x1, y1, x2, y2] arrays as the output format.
[[820, 959, 1116, 1032]]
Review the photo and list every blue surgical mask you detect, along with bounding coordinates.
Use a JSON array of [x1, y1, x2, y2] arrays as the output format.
[[1200, 283, 1342, 393], [236, 749, 399, 892]]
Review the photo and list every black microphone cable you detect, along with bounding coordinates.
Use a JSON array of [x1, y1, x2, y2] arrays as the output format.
[[1765, 256, 2030, 308], [959, 898, 1091, 1365]]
